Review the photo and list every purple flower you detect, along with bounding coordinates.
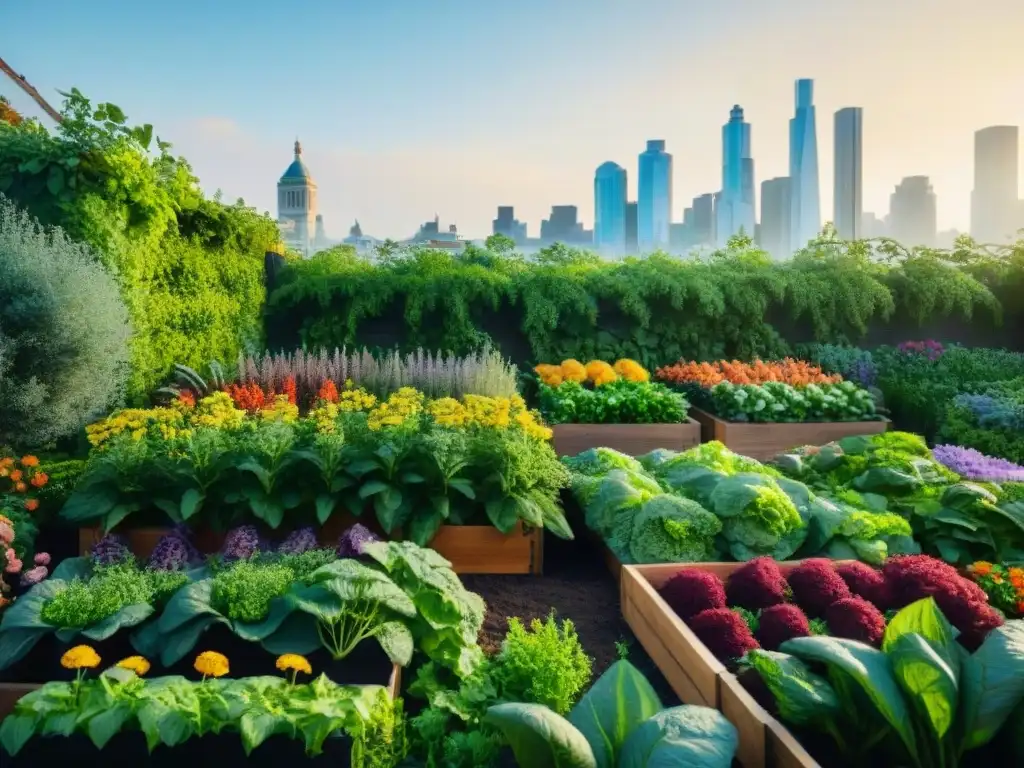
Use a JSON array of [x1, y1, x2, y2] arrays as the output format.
[[221, 525, 262, 561], [33, 553, 51, 567], [90, 534, 131, 566], [336, 524, 380, 558], [278, 527, 319, 555], [898, 340, 945, 360], [21, 566, 49, 586], [932, 444, 1024, 482], [148, 529, 195, 571]]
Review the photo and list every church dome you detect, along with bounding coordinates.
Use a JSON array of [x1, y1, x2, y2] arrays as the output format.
[[280, 140, 313, 184]]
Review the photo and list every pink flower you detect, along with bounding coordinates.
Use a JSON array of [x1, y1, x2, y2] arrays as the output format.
[[4, 549, 22, 575], [0, 523, 13, 546], [33, 552, 50, 566], [21, 566, 48, 585]]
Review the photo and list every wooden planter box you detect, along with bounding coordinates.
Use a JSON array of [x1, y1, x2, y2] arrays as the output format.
[[551, 420, 701, 458], [621, 562, 827, 768], [690, 408, 889, 461], [79, 520, 543, 575]]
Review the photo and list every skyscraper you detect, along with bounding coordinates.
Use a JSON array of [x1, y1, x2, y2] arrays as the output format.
[[540, 206, 588, 244], [789, 79, 821, 251], [889, 176, 937, 247], [834, 107, 863, 240], [691, 193, 715, 245], [625, 201, 638, 253], [594, 161, 628, 253], [716, 105, 756, 245], [760, 177, 791, 259], [638, 140, 673, 250], [971, 126, 1020, 244], [492, 206, 527, 242]]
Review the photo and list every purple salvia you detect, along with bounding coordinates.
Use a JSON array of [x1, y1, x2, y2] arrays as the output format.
[[932, 444, 1024, 482]]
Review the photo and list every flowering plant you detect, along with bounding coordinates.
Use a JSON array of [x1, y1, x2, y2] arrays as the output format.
[[932, 444, 1024, 482], [656, 358, 843, 388], [966, 561, 1024, 618], [897, 339, 945, 360], [534, 358, 649, 388]]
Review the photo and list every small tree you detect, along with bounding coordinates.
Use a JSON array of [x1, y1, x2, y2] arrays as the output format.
[[0, 195, 131, 449]]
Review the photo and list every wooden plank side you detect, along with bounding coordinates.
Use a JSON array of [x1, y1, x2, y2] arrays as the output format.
[[552, 420, 701, 458], [0, 684, 38, 721], [428, 523, 538, 575], [766, 720, 821, 768], [720, 672, 771, 768], [621, 566, 723, 707], [689, 408, 889, 461]]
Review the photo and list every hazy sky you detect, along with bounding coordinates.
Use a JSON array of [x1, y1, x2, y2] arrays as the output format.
[[4, 0, 1023, 239]]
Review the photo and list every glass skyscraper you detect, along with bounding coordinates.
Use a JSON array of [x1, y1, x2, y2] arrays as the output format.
[[716, 105, 756, 245], [834, 107, 863, 241], [789, 79, 821, 250], [594, 161, 628, 254], [638, 139, 673, 250]]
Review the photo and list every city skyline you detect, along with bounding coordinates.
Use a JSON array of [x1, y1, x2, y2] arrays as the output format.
[[5, 0, 1024, 239]]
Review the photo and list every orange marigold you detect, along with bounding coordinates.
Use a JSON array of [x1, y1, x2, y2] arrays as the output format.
[[13, 482, 26, 493], [178, 391, 196, 408], [225, 383, 267, 412], [24, 499, 39, 512], [560, 359, 588, 383], [655, 358, 843, 387], [30, 473, 48, 489], [19, 456, 39, 468], [970, 561, 994, 577], [8, 470, 22, 483]]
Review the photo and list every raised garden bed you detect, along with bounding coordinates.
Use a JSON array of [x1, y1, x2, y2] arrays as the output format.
[[78, 521, 543, 575], [690, 408, 888, 461], [551, 420, 701, 458], [620, 562, 821, 768]]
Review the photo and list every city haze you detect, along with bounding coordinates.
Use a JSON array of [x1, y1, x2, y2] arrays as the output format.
[[4, 0, 1023, 240]]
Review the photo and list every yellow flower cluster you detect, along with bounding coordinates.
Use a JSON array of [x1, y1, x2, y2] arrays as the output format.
[[367, 387, 424, 431], [426, 393, 552, 441], [535, 359, 649, 387], [61, 645, 101, 670], [338, 386, 378, 412], [276, 653, 312, 675], [85, 407, 184, 449], [308, 402, 341, 434], [191, 392, 246, 431], [259, 395, 300, 423], [194, 650, 230, 678]]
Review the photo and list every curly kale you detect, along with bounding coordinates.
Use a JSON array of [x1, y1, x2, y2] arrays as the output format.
[[709, 474, 805, 560], [571, 469, 663, 540], [561, 447, 645, 477], [625, 495, 722, 564]]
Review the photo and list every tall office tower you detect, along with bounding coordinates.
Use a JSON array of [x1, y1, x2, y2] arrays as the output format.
[[760, 177, 792, 259], [691, 193, 714, 245], [834, 107, 864, 240], [789, 79, 821, 251], [492, 206, 528, 242], [889, 176, 937, 247], [637, 139, 673, 250], [715, 105, 756, 246], [593, 162, 628, 253], [971, 126, 1020, 243], [625, 201, 638, 253], [711, 192, 722, 245], [541, 205, 587, 243]]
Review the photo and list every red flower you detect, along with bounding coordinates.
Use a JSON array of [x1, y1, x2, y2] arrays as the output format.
[[178, 391, 196, 408], [282, 376, 297, 405], [30, 472, 48, 489], [317, 379, 339, 403], [660, 570, 727, 621]]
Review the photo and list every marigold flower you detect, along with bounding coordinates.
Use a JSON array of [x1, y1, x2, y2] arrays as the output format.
[[0, 457, 12, 468], [9, 470, 22, 483], [19, 456, 39, 468], [194, 650, 229, 678], [30, 472, 48, 488], [61, 645, 101, 670], [275, 653, 312, 675], [24, 499, 39, 512], [177, 390, 196, 408], [116, 656, 151, 676], [970, 561, 993, 577], [13, 482, 26, 493], [560, 359, 588, 383]]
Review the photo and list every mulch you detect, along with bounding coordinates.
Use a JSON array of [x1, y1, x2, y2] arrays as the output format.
[[461, 532, 679, 705]]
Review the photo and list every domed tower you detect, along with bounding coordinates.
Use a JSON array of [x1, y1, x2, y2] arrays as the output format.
[[277, 139, 318, 257]]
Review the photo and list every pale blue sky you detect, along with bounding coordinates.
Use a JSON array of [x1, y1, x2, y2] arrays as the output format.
[[4, 0, 1023, 239]]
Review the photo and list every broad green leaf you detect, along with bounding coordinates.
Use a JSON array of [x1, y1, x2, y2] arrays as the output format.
[[618, 706, 738, 768], [407, 510, 443, 546], [0, 713, 36, 756], [41, 710, 77, 737], [376, 620, 415, 667], [59, 484, 120, 522], [181, 488, 205, 520], [240, 711, 280, 755], [260, 612, 321, 656], [87, 704, 132, 749], [568, 659, 662, 768], [249, 495, 285, 528], [883, 597, 960, 680], [82, 603, 154, 641], [743, 650, 840, 727], [960, 620, 1024, 750], [50, 557, 92, 582], [233, 597, 296, 641], [153, 614, 221, 667], [315, 493, 336, 524], [449, 478, 476, 499], [157, 709, 192, 747], [888, 633, 958, 740], [780, 636, 918, 760], [484, 702, 598, 768], [157, 579, 216, 632], [485, 498, 520, 533], [359, 480, 390, 499], [103, 502, 140, 532]]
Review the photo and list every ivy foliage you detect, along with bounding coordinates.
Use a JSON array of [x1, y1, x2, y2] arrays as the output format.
[[0, 89, 281, 401], [267, 233, 1013, 368]]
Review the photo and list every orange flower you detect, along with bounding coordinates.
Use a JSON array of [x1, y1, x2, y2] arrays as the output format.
[[0, 457, 13, 468], [19, 456, 38, 468], [8, 470, 22, 483], [30, 473, 48, 489], [178, 391, 196, 408], [13, 482, 26, 493], [655, 358, 842, 387], [317, 379, 339, 403], [282, 376, 297, 405], [970, 561, 994, 577], [24, 499, 39, 512]]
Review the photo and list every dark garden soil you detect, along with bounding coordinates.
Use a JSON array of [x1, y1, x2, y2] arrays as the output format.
[[3, 731, 357, 768], [461, 531, 680, 706]]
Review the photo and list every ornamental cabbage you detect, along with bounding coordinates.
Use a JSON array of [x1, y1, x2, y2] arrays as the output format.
[[563, 447, 645, 477], [571, 469, 663, 539], [709, 473, 806, 560]]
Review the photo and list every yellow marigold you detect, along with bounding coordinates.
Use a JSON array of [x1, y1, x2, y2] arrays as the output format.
[[275, 653, 312, 675], [613, 359, 650, 382], [585, 360, 618, 386], [260, 395, 300, 423], [192, 392, 246, 431], [61, 645, 101, 670], [116, 655, 151, 676], [428, 397, 468, 427], [194, 650, 230, 678], [1009, 567, 1024, 582], [534, 364, 564, 387], [560, 359, 588, 383]]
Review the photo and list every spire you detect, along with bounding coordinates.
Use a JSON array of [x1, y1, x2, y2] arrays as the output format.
[[294, 138, 302, 157]]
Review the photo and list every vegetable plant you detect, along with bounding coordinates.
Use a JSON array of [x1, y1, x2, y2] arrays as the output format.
[[484, 659, 738, 767]]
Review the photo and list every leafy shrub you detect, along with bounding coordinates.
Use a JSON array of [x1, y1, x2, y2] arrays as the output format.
[[539, 379, 688, 424], [0, 195, 130, 448], [938, 384, 1024, 464]]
